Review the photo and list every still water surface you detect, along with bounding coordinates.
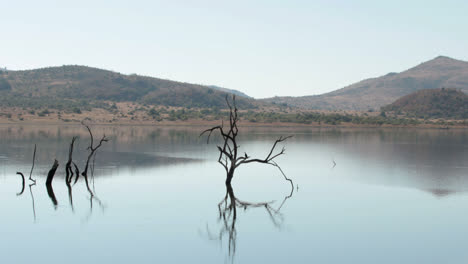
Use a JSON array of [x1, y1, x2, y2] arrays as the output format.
[[0, 124, 467, 264]]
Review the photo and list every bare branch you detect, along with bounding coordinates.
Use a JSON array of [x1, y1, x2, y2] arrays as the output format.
[[81, 122, 108, 177], [29, 144, 36, 182], [16, 172, 25, 196], [236, 136, 293, 167], [66, 137, 77, 184], [201, 95, 293, 186]]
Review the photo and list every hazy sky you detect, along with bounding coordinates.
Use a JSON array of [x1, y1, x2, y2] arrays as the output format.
[[1, 0, 467, 98]]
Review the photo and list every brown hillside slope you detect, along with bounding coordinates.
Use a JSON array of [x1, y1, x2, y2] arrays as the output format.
[[263, 56, 468, 110], [0, 65, 256, 109], [382, 88, 468, 119]]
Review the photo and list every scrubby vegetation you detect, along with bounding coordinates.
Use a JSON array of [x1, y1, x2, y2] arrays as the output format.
[[0, 65, 256, 110], [381, 88, 468, 119], [0, 93, 111, 113], [0, 77, 11, 91], [141, 107, 451, 126]]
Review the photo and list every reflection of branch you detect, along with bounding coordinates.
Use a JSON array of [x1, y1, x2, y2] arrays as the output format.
[[83, 184, 106, 223], [16, 172, 25, 196], [29, 182, 36, 222], [209, 183, 293, 262], [66, 137, 77, 185], [65, 137, 78, 212], [17, 145, 37, 220], [67, 182, 74, 212], [72, 162, 80, 185], [46, 183, 58, 209]]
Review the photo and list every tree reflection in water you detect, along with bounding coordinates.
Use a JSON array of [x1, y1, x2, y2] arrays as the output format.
[[15, 147, 106, 221], [206, 183, 293, 263], [13, 125, 108, 221], [29, 182, 37, 222], [16, 172, 106, 222], [16, 172, 37, 222]]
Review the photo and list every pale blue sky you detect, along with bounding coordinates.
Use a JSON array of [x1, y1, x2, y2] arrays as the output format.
[[1, 0, 467, 98]]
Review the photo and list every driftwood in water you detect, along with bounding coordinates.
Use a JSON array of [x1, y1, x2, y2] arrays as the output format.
[[46, 159, 59, 186], [45, 159, 59, 208], [16, 172, 25, 196], [81, 122, 108, 177], [201, 95, 293, 187]]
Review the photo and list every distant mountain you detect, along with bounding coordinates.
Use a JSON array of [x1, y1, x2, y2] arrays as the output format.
[[382, 88, 468, 119], [263, 56, 468, 111], [0, 65, 257, 109], [208, 85, 252, 99]]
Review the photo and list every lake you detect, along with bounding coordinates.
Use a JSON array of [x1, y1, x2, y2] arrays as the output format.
[[0, 124, 467, 264]]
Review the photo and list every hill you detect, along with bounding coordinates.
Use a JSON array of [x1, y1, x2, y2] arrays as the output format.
[[0, 65, 256, 110], [263, 56, 468, 111], [208, 85, 252, 99], [381, 88, 468, 119]]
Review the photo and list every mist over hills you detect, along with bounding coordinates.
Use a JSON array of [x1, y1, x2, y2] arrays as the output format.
[[263, 56, 468, 111]]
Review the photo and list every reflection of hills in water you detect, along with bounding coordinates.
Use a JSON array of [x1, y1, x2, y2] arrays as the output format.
[[1, 124, 467, 194], [97, 151, 198, 168], [426, 188, 458, 198], [318, 129, 468, 196], [0, 124, 204, 175]]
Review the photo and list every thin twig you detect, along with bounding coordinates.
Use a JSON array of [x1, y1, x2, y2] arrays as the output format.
[[29, 144, 36, 182]]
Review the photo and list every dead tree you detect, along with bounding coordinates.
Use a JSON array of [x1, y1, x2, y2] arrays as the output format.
[[64, 137, 78, 211], [16, 144, 37, 195], [29, 144, 37, 182], [201, 95, 293, 187], [81, 122, 108, 177], [46, 159, 59, 186], [65, 136, 77, 185], [45, 159, 59, 208], [15, 145, 37, 220]]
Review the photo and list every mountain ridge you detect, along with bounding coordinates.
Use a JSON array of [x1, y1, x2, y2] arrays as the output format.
[[0, 65, 257, 109], [262, 56, 468, 110]]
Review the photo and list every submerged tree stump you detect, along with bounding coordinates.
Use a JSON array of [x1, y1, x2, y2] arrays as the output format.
[[46, 159, 59, 187]]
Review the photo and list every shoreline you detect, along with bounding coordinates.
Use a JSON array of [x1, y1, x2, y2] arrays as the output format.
[[0, 118, 466, 130]]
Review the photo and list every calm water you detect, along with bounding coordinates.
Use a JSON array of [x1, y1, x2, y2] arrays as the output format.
[[0, 124, 467, 264]]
